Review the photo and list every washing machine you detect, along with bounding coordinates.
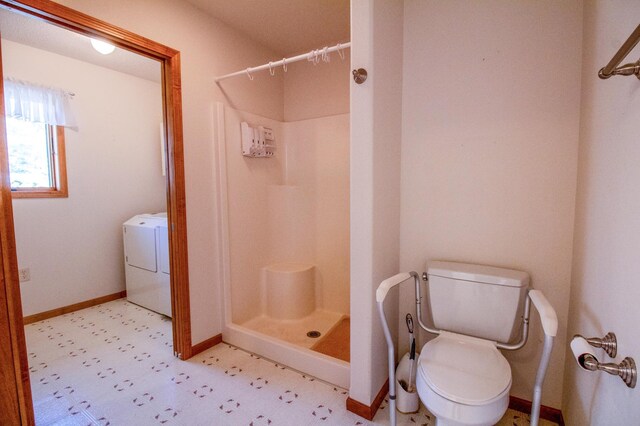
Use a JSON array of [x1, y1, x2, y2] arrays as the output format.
[[123, 212, 171, 317]]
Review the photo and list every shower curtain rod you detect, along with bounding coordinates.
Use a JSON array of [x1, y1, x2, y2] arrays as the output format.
[[215, 41, 350, 82], [599, 23, 640, 79]]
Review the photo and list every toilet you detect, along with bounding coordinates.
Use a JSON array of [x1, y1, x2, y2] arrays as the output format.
[[377, 261, 556, 426], [416, 261, 530, 426]]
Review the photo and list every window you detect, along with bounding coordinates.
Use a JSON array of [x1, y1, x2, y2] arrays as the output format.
[[7, 116, 68, 198]]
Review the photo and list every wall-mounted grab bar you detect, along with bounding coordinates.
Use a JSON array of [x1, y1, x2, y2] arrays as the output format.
[[599, 24, 640, 79]]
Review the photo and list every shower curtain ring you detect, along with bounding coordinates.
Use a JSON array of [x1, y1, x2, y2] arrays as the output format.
[[282, 58, 287, 72], [322, 46, 330, 63], [269, 62, 275, 76], [245, 68, 254, 81], [337, 43, 345, 60]]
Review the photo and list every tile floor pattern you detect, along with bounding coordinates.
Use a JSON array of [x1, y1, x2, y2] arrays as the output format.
[[26, 299, 556, 425]]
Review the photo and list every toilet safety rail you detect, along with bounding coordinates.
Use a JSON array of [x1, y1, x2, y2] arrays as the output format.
[[376, 271, 558, 426]]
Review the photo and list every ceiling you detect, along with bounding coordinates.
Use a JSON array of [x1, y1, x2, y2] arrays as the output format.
[[0, 9, 161, 83], [184, 0, 350, 56]]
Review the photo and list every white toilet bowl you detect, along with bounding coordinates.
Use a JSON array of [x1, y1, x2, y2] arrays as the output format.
[[416, 331, 512, 426]]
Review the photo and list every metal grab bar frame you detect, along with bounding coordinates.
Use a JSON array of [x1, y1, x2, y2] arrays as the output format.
[[414, 272, 532, 351]]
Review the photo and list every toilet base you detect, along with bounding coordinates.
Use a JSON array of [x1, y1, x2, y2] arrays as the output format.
[[416, 376, 510, 426]]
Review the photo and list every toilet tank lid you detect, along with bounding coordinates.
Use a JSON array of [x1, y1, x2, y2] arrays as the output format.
[[427, 261, 529, 288]]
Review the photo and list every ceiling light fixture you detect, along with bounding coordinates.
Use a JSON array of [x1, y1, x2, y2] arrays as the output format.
[[90, 38, 115, 55]]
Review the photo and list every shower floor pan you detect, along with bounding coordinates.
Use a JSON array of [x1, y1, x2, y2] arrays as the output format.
[[223, 312, 350, 388], [242, 310, 342, 348]]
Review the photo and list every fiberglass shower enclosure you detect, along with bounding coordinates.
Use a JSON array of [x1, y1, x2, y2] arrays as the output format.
[[215, 97, 350, 387]]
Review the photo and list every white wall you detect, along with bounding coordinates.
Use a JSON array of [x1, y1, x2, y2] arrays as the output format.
[[223, 107, 284, 324], [54, 0, 285, 344], [223, 33, 351, 323], [350, 0, 404, 406], [563, 1, 640, 424], [283, 114, 350, 314], [398, 0, 582, 409], [281, 33, 351, 317], [3, 40, 165, 316], [223, 107, 350, 322]]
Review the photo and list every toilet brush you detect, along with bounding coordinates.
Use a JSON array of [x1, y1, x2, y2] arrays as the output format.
[[406, 314, 416, 392]]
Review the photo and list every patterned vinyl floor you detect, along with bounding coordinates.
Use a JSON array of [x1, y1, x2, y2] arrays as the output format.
[[25, 299, 555, 425]]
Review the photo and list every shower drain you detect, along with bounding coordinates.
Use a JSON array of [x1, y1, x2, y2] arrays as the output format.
[[306, 330, 321, 338]]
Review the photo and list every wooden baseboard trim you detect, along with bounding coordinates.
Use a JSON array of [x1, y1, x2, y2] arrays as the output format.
[[346, 379, 389, 421], [191, 334, 223, 356], [509, 395, 564, 425], [23, 291, 126, 325], [345, 388, 564, 424]]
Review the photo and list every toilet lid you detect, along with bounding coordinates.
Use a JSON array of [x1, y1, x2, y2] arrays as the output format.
[[417, 332, 512, 406]]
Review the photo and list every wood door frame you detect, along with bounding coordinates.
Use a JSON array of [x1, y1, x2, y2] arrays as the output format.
[[0, 1, 192, 423]]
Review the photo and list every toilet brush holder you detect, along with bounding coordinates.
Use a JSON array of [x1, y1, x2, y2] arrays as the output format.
[[395, 352, 420, 414]]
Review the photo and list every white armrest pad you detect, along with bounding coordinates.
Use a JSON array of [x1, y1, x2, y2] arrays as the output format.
[[376, 272, 412, 303], [529, 289, 558, 337]]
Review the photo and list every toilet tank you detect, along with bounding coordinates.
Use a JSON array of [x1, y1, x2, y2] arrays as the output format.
[[426, 261, 529, 344]]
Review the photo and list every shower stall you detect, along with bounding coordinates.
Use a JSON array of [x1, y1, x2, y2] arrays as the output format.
[[215, 103, 350, 387]]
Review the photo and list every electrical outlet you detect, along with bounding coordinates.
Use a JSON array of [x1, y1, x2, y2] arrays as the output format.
[[19, 268, 30, 282]]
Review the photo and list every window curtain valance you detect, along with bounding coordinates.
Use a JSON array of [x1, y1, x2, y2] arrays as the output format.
[[4, 78, 77, 129]]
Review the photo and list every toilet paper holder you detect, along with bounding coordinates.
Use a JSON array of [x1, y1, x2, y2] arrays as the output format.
[[571, 333, 636, 388], [579, 331, 618, 358]]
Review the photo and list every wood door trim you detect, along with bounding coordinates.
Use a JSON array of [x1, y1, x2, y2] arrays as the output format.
[[0, 1, 192, 423], [0, 255, 25, 425], [0, 0, 177, 59], [0, 32, 34, 426]]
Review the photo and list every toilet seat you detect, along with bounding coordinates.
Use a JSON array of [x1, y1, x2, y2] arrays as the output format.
[[416, 332, 512, 426], [418, 331, 512, 404]]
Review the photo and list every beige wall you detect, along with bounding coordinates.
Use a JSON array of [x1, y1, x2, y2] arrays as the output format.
[[55, 0, 284, 343], [398, 0, 582, 409], [563, 1, 640, 424], [4, 40, 165, 316], [283, 56, 350, 122], [349, 0, 404, 405]]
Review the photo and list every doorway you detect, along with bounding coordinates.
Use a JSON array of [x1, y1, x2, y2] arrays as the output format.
[[0, 1, 190, 424]]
